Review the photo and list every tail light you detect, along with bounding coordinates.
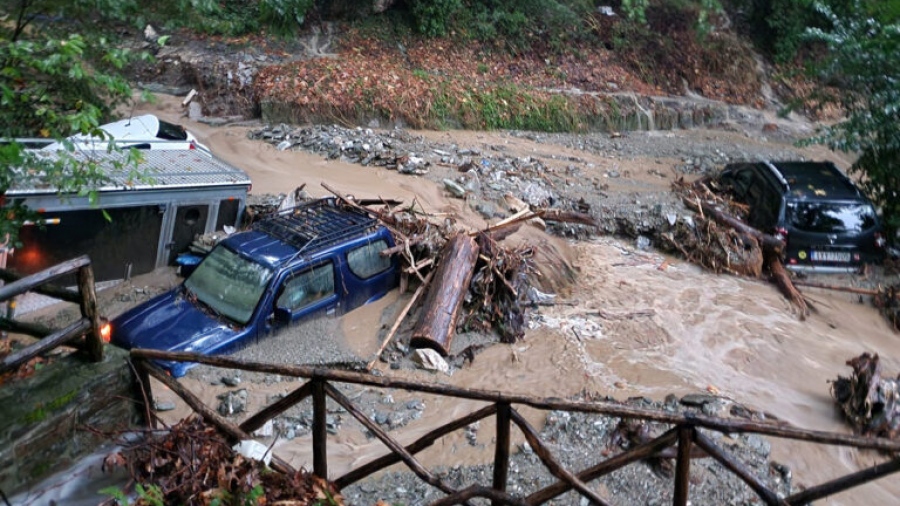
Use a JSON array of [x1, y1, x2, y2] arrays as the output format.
[[775, 227, 789, 242], [189, 141, 196, 150], [875, 232, 886, 249], [100, 321, 112, 343]]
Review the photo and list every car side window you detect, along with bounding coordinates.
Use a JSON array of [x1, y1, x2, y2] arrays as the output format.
[[347, 239, 391, 279], [276, 262, 335, 311], [729, 168, 755, 199], [747, 179, 781, 230]]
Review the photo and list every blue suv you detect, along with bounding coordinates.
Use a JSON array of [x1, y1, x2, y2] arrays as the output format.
[[111, 198, 399, 376]]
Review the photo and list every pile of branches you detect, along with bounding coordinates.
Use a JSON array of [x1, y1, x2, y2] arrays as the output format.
[[107, 416, 343, 505], [462, 232, 536, 343], [666, 178, 763, 277], [669, 177, 810, 317], [830, 353, 900, 439]]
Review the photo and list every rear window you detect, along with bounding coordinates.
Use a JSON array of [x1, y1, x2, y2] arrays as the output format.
[[786, 201, 878, 233], [157, 120, 189, 141]]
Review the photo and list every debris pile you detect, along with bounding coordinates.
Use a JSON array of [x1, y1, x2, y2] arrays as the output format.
[[831, 353, 900, 439], [874, 285, 900, 331], [107, 416, 344, 505]]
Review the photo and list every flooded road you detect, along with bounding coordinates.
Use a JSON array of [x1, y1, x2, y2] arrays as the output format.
[[134, 96, 900, 504]]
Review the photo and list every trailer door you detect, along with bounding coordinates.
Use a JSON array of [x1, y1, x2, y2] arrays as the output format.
[[168, 204, 209, 264]]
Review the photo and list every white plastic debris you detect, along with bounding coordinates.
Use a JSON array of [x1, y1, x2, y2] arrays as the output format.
[[233, 440, 272, 466]]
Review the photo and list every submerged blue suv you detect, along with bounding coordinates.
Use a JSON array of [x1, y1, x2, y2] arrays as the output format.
[[111, 198, 399, 376]]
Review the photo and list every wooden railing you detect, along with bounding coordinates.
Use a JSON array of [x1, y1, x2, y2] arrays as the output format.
[[0, 255, 105, 374], [131, 349, 900, 506]]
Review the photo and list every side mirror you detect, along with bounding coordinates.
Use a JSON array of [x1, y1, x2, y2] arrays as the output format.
[[273, 306, 292, 324]]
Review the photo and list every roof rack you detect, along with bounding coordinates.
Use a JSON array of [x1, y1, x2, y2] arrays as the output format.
[[252, 198, 379, 258]]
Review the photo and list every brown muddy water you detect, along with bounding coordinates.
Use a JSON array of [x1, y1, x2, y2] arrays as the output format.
[[64, 96, 900, 504]]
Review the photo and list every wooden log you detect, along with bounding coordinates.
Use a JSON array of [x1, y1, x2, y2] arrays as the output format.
[[682, 198, 784, 254], [766, 250, 809, 318], [0, 318, 90, 374], [493, 402, 512, 503], [322, 382, 462, 497], [538, 209, 599, 227], [527, 428, 679, 504], [335, 404, 497, 489], [0, 270, 80, 303], [0, 255, 90, 302], [792, 281, 880, 296], [367, 269, 434, 370], [510, 409, 611, 506], [312, 379, 328, 480], [240, 381, 313, 433], [428, 486, 528, 506], [694, 432, 786, 505], [785, 457, 900, 505], [77, 264, 104, 362], [410, 233, 480, 356], [673, 427, 694, 506]]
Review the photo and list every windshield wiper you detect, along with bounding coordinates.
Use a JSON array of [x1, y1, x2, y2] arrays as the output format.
[[182, 285, 223, 319]]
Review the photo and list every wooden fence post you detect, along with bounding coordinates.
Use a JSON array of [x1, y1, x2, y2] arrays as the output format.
[[673, 426, 694, 506], [492, 401, 511, 504], [77, 263, 104, 362], [313, 378, 328, 480]]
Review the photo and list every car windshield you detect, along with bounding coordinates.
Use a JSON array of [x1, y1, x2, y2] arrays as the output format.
[[786, 201, 878, 234], [184, 246, 273, 324]]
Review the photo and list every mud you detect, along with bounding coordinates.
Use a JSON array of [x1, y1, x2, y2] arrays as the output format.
[[14, 93, 900, 505]]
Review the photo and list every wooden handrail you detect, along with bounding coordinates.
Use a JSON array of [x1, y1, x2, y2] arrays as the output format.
[[128, 349, 900, 505], [129, 349, 900, 453], [0, 255, 90, 302], [0, 318, 90, 374]]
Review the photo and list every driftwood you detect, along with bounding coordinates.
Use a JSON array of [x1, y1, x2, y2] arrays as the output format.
[[410, 233, 480, 356], [766, 250, 810, 318], [831, 353, 900, 439], [368, 269, 434, 369]]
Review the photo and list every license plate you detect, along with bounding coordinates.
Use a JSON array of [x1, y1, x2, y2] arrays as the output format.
[[811, 250, 851, 262]]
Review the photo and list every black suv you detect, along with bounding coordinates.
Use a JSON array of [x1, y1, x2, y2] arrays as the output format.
[[716, 161, 885, 270]]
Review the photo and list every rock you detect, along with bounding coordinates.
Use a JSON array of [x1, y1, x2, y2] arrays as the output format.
[[411, 348, 449, 373], [222, 376, 241, 387], [443, 179, 467, 198], [217, 389, 248, 416], [153, 400, 176, 412]]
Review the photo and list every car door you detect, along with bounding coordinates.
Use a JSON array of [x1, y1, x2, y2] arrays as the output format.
[[273, 259, 340, 325]]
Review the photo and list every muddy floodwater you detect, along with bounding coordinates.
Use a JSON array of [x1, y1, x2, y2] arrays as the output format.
[[123, 96, 900, 505]]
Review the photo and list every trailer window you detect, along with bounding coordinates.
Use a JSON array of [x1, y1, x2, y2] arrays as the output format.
[[347, 239, 391, 279]]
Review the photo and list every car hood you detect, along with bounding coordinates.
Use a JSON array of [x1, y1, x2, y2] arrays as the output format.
[[111, 287, 240, 355]]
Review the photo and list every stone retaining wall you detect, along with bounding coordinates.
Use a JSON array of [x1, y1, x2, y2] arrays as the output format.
[[0, 346, 141, 496]]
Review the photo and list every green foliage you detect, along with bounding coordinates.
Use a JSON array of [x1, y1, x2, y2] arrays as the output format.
[[0, 3, 151, 246], [802, 1, 900, 235], [404, 0, 595, 52], [259, 0, 314, 37], [408, 0, 463, 37], [102, 483, 265, 505], [621, 0, 651, 23]]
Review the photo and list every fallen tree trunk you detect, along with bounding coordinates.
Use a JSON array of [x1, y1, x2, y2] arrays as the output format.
[[410, 233, 480, 356], [682, 198, 784, 255], [765, 250, 809, 318]]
